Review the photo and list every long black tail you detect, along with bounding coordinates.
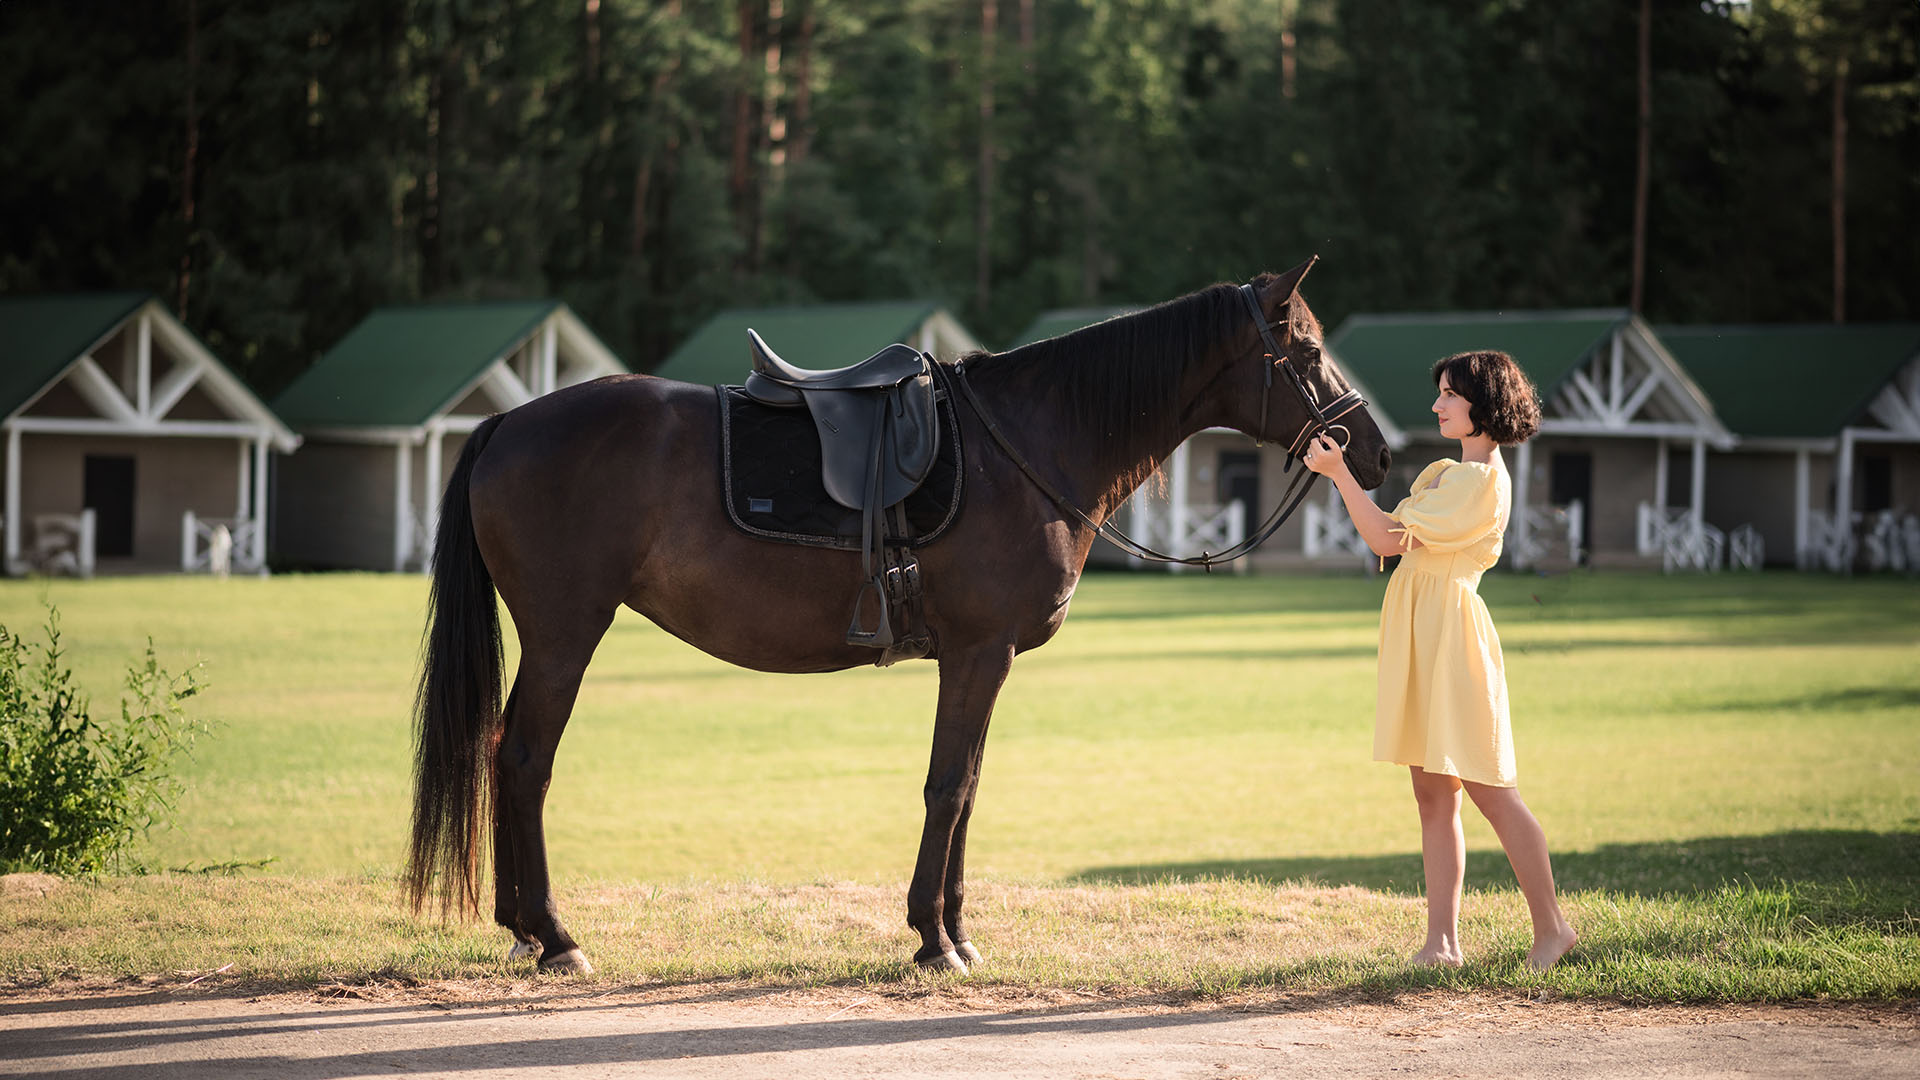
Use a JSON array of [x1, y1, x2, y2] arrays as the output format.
[[405, 413, 507, 917]]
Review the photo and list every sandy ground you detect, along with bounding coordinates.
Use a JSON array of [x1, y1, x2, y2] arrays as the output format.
[[1, 980, 1916, 1079]]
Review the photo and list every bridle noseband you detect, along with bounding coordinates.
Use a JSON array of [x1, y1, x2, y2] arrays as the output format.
[[947, 280, 1373, 570]]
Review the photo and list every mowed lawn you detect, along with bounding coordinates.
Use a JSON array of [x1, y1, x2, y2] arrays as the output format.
[[2, 569, 1917, 999]]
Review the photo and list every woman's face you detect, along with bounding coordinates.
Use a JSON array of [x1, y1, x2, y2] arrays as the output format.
[[1432, 371, 1475, 440]]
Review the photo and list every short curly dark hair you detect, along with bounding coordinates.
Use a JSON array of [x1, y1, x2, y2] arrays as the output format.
[[1431, 350, 1541, 445]]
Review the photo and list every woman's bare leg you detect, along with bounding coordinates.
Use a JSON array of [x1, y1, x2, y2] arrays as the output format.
[[1463, 781, 1578, 970], [1409, 767, 1465, 966]]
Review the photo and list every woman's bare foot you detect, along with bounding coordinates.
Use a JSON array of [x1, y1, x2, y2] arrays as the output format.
[[1527, 924, 1578, 971], [1411, 944, 1464, 968]]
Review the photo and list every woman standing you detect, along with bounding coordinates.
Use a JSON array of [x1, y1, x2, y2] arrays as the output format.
[[1303, 350, 1577, 971]]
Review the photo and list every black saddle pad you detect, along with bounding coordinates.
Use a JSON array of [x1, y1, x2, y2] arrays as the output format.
[[718, 384, 964, 550]]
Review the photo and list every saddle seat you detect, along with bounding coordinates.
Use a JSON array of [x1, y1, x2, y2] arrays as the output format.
[[745, 329, 929, 391], [739, 329, 939, 514]]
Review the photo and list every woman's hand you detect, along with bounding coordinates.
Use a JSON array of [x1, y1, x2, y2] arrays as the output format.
[[1301, 433, 1351, 480]]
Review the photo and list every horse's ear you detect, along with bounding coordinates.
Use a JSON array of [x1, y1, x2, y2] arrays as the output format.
[[1265, 255, 1320, 304]]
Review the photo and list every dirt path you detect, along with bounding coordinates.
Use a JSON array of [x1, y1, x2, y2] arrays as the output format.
[[2, 982, 1915, 1079]]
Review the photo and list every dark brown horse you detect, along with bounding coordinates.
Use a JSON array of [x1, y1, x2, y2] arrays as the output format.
[[406, 260, 1391, 974]]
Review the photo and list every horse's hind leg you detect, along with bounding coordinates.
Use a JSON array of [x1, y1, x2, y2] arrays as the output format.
[[496, 617, 613, 973]]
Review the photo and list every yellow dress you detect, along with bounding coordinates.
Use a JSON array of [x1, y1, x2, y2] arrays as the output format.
[[1374, 457, 1516, 787]]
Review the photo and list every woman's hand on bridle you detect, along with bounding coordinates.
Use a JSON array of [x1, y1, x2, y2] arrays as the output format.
[[1302, 433, 1350, 480]]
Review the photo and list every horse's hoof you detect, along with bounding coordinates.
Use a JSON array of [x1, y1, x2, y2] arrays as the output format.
[[915, 950, 968, 975], [507, 939, 541, 961], [954, 941, 982, 967], [538, 948, 594, 975]]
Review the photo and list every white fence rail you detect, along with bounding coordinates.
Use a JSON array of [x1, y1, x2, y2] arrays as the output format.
[[1727, 524, 1764, 572], [1636, 503, 1728, 573], [1303, 496, 1371, 562], [16, 510, 98, 578], [1508, 499, 1584, 570], [1123, 499, 1248, 573], [1862, 510, 1920, 574], [182, 511, 262, 576]]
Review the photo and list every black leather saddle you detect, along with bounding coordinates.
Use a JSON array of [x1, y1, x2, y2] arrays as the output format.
[[739, 329, 940, 660]]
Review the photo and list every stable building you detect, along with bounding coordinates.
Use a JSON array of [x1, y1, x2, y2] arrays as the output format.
[[0, 293, 299, 576], [1661, 323, 1920, 571], [1007, 306, 1408, 572], [271, 302, 625, 571], [1328, 311, 1734, 570], [655, 300, 983, 386]]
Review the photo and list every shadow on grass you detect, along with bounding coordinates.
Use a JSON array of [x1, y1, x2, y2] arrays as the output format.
[[1070, 830, 1920, 927]]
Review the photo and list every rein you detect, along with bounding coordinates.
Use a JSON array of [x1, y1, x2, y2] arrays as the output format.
[[948, 283, 1369, 571]]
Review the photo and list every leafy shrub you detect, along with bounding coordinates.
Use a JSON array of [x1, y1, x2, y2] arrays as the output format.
[[0, 607, 205, 874]]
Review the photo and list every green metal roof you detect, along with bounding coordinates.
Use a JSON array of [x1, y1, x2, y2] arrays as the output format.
[[273, 302, 560, 428], [1657, 323, 1920, 440], [1327, 311, 1624, 431], [1009, 307, 1142, 348], [0, 292, 150, 417], [655, 301, 941, 386]]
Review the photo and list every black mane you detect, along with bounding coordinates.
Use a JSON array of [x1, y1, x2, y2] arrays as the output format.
[[960, 281, 1265, 459]]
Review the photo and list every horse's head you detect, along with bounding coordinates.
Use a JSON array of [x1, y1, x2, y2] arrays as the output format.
[[1223, 258, 1391, 491]]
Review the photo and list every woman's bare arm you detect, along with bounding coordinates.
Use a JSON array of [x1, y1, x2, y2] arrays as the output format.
[[1302, 433, 1421, 558]]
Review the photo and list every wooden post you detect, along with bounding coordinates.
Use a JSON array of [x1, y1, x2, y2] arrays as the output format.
[[1653, 439, 1668, 510], [251, 437, 268, 571], [394, 440, 413, 572], [1689, 436, 1705, 528], [236, 439, 250, 518], [1793, 448, 1810, 569], [136, 313, 152, 417], [424, 424, 444, 572], [1835, 428, 1855, 570], [1513, 439, 1533, 568], [3, 425, 18, 575]]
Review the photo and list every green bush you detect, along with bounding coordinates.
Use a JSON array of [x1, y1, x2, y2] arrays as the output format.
[[0, 607, 205, 875]]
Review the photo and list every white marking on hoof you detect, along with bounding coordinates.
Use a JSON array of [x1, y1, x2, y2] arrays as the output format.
[[954, 941, 982, 967], [539, 948, 593, 975], [916, 950, 968, 975], [507, 940, 540, 961]]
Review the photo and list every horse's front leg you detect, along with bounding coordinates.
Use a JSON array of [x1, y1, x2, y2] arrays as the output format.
[[907, 642, 1014, 972]]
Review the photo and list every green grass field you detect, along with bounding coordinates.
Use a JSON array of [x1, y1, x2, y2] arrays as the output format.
[[1, 569, 1916, 1001]]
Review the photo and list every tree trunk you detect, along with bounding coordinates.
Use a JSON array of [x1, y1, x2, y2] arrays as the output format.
[[1280, 0, 1296, 100], [789, 1, 814, 167], [730, 0, 760, 280], [976, 0, 997, 310], [1831, 55, 1848, 324], [176, 0, 198, 318], [1628, 0, 1651, 313], [633, 0, 684, 260]]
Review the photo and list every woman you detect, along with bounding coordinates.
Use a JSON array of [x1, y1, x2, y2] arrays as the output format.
[[1302, 350, 1577, 971]]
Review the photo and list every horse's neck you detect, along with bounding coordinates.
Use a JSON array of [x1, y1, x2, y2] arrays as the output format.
[[965, 359, 1213, 527]]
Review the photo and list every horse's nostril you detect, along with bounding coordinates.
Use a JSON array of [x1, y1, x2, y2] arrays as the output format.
[[1378, 447, 1393, 474]]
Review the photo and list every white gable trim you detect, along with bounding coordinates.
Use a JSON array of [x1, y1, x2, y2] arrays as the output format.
[[1541, 319, 1733, 447], [7, 300, 300, 452], [1862, 354, 1920, 437], [429, 305, 627, 426]]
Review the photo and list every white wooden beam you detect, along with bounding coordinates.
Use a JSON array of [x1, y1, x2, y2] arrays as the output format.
[[1835, 428, 1855, 548], [540, 320, 558, 397], [148, 362, 202, 420], [484, 362, 535, 410], [1619, 370, 1661, 420], [68, 356, 142, 423], [1865, 379, 1920, 436], [8, 416, 265, 439], [1539, 418, 1723, 442], [236, 439, 250, 518], [1608, 335, 1625, 417], [1168, 440, 1190, 571], [136, 313, 152, 415], [394, 441, 413, 573], [1568, 368, 1614, 425]]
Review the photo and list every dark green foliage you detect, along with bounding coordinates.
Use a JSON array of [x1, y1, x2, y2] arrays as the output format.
[[0, 610, 206, 875], [0, 1, 1912, 386]]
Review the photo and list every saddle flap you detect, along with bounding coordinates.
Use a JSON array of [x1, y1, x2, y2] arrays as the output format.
[[807, 373, 939, 511]]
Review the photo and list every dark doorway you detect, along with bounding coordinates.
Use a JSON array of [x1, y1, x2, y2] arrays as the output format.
[[1550, 452, 1594, 562], [1860, 454, 1892, 513], [83, 456, 135, 557], [1217, 450, 1260, 515]]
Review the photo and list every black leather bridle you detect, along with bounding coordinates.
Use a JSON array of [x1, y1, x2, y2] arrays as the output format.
[[948, 281, 1371, 570]]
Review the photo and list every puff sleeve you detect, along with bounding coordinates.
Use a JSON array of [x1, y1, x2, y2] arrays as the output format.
[[1388, 464, 1502, 554]]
